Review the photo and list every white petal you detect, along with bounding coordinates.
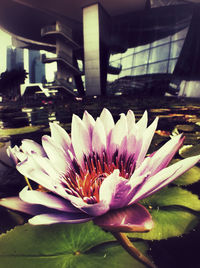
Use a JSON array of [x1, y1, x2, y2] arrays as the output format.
[[99, 170, 131, 209], [100, 108, 114, 136], [136, 117, 158, 168], [50, 122, 71, 149], [92, 117, 107, 155], [130, 155, 200, 204], [19, 187, 80, 213], [110, 113, 128, 153], [126, 110, 136, 134], [29, 213, 92, 225], [21, 139, 46, 156], [82, 110, 95, 136], [71, 114, 91, 166]]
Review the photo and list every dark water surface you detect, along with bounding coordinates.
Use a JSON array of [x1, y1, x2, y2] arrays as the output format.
[[0, 95, 200, 268]]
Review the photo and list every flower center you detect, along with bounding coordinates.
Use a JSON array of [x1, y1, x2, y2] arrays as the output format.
[[63, 151, 135, 204]]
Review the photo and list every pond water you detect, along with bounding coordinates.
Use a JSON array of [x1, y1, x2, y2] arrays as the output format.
[[0, 95, 200, 268]]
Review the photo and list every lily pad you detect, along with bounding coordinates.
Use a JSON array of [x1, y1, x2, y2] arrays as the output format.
[[0, 126, 44, 136], [169, 158, 200, 186], [179, 144, 200, 158], [0, 222, 149, 268], [130, 187, 200, 240], [140, 187, 200, 211], [129, 208, 198, 241]]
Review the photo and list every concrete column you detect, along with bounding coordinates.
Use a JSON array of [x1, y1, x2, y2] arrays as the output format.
[[83, 3, 110, 96]]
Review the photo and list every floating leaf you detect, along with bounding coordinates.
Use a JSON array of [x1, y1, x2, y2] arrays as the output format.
[[179, 144, 200, 158], [0, 126, 44, 136], [129, 208, 198, 240], [170, 159, 200, 185], [140, 187, 200, 211], [0, 222, 149, 268], [130, 187, 200, 240]]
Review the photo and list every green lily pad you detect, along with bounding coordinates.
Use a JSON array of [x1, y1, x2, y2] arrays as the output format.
[[131, 187, 200, 240], [179, 144, 200, 158], [0, 126, 44, 136], [0, 222, 149, 268], [129, 208, 198, 240], [170, 159, 200, 186], [140, 187, 200, 211]]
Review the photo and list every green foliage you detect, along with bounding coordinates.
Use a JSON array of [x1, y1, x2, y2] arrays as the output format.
[[130, 187, 200, 240], [0, 222, 148, 268]]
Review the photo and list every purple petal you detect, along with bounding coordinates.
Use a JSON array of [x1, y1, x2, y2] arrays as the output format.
[[126, 110, 136, 132], [42, 135, 71, 174], [71, 198, 110, 217], [82, 110, 95, 137], [145, 134, 184, 176], [136, 110, 148, 131], [109, 114, 128, 157], [99, 170, 132, 209], [29, 212, 93, 225], [20, 139, 46, 156], [16, 157, 59, 192], [0, 196, 52, 215], [136, 117, 159, 168], [71, 114, 92, 167], [100, 108, 114, 136], [94, 203, 153, 232], [130, 155, 200, 204], [19, 187, 81, 213], [7, 146, 19, 165], [50, 122, 71, 149], [92, 117, 106, 155]]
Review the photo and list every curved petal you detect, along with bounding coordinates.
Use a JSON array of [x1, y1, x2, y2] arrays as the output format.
[[94, 203, 153, 232], [29, 212, 93, 225], [130, 155, 200, 204], [0, 196, 52, 216], [7, 146, 19, 165], [136, 110, 148, 131], [19, 187, 81, 213], [92, 117, 106, 155], [70, 198, 110, 217], [82, 110, 95, 137], [42, 135, 71, 174], [100, 108, 114, 136], [71, 114, 92, 167], [136, 117, 159, 168], [16, 157, 59, 192], [126, 110, 136, 134], [20, 139, 46, 156], [50, 122, 71, 150], [99, 170, 132, 209], [109, 114, 128, 157], [146, 134, 184, 176]]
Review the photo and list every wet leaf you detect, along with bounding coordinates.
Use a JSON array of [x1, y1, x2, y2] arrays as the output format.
[[129, 208, 198, 240], [140, 187, 200, 211], [0, 222, 149, 268], [169, 159, 200, 185], [130, 187, 200, 240], [0, 126, 44, 136], [179, 144, 200, 158]]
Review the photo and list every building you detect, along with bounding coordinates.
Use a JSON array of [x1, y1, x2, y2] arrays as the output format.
[[28, 50, 46, 84], [0, 0, 200, 96], [6, 46, 24, 71]]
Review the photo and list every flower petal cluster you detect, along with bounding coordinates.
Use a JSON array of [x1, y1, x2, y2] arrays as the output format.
[[1, 109, 200, 232]]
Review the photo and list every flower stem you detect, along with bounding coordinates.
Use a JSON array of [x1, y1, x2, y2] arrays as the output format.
[[112, 232, 157, 268]]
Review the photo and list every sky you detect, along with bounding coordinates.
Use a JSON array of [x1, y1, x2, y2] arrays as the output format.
[[0, 29, 56, 81]]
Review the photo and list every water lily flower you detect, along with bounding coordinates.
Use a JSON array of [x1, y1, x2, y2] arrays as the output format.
[[1, 109, 200, 233]]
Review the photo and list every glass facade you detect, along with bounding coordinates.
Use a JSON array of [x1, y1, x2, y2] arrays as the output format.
[[108, 27, 188, 82]]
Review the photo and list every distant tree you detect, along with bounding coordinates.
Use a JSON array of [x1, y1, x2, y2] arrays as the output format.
[[0, 69, 28, 100]]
